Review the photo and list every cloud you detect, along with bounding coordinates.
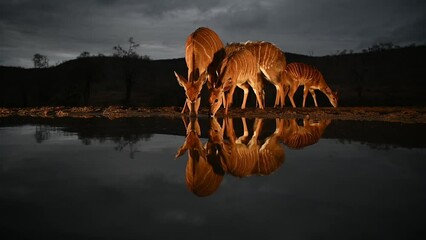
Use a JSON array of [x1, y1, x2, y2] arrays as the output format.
[[0, 0, 425, 67]]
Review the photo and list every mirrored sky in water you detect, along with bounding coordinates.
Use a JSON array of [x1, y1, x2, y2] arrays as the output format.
[[0, 118, 425, 239]]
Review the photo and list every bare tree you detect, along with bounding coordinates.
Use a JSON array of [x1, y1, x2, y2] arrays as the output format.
[[113, 37, 140, 58], [112, 37, 151, 105], [113, 38, 141, 105], [33, 54, 49, 68]]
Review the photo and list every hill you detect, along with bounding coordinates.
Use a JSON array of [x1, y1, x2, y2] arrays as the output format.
[[1, 45, 425, 107]]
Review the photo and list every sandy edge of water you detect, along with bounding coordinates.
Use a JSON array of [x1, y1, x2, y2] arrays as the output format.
[[1, 106, 425, 124]]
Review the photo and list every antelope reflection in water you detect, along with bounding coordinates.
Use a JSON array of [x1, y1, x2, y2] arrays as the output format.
[[176, 117, 332, 196], [217, 117, 285, 177], [279, 119, 332, 149], [175, 117, 225, 197]]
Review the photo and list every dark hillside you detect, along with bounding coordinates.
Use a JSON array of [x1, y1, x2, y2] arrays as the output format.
[[0, 57, 187, 107], [1, 45, 425, 107]]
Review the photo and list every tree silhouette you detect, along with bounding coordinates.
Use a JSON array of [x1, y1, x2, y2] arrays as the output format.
[[113, 37, 140, 58], [112, 37, 151, 105], [362, 42, 401, 53], [33, 54, 49, 68], [78, 51, 91, 58]]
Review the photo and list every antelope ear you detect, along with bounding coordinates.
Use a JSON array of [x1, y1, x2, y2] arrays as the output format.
[[175, 143, 188, 158], [211, 76, 221, 88], [199, 71, 208, 85], [219, 80, 226, 90], [211, 80, 222, 90], [174, 71, 187, 88], [206, 80, 213, 89]]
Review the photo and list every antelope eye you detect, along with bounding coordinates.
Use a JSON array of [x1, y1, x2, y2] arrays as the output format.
[[214, 99, 219, 103]]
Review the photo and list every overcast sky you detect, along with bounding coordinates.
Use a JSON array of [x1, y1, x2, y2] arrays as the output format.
[[1, 0, 425, 68]]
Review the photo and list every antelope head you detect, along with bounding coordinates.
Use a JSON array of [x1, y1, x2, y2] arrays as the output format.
[[175, 117, 203, 159], [325, 87, 338, 107], [206, 117, 228, 173], [175, 71, 208, 116], [209, 83, 224, 117], [209, 62, 234, 116], [208, 117, 225, 144]]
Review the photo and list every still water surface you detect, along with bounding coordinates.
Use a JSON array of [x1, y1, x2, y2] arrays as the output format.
[[0, 117, 425, 239]]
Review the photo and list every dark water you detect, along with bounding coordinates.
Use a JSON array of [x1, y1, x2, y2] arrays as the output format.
[[0, 117, 425, 240]]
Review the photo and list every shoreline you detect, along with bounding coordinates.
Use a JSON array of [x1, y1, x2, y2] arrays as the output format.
[[1, 106, 425, 124]]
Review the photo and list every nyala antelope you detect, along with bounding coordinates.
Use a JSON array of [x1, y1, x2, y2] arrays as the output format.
[[226, 41, 287, 108], [283, 62, 338, 108], [174, 27, 225, 116], [209, 48, 265, 116]]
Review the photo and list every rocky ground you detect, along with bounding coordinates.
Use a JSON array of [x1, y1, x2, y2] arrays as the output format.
[[1, 106, 425, 124]]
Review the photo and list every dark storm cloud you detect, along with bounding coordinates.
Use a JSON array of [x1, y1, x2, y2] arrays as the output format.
[[210, 0, 426, 53], [0, 0, 425, 67]]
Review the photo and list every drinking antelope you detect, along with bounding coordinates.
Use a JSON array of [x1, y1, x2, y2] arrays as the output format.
[[226, 41, 288, 108], [174, 27, 225, 116], [283, 62, 338, 107], [209, 48, 264, 116]]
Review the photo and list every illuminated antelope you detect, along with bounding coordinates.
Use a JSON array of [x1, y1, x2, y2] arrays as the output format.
[[283, 62, 338, 108], [226, 41, 287, 108], [209, 48, 264, 116], [174, 27, 225, 116], [278, 118, 332, 149], [175, 117, 224, 197]]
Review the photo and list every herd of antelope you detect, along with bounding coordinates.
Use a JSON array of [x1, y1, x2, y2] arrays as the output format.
[[174, 27, 338, 116]]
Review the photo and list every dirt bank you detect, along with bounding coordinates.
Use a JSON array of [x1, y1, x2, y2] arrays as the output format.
[[1, 106, 425, 124]]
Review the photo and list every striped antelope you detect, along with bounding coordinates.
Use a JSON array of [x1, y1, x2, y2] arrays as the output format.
[[174, 27, 225, 116], [209, 48, 265, 116], [226, 41, 288, 108], [175, 117, 224, 197], [283, 62, 338, 107]]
